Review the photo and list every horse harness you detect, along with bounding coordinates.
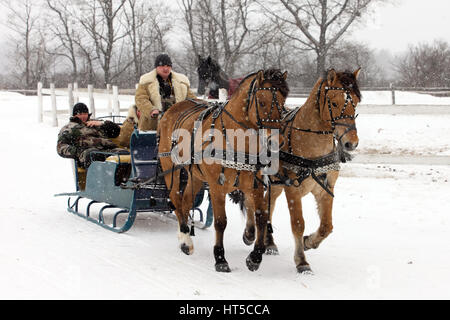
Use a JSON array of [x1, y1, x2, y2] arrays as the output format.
[[274, 80, 358, 197], [157, 76, 287, 188]]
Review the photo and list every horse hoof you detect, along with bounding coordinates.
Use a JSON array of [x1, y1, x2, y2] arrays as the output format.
[[215, 262, 231, 273], [297, 264, 313, 275], [265, 245, 279, 255], [243, 233, 255, 246], [180, 243, 193, 255], [246, 256, 261, 272]]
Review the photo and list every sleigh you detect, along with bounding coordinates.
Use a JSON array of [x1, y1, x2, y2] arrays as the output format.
[[55, 129, 213, 233]]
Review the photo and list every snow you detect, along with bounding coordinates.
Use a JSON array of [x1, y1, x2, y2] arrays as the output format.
[[0, 91, 449, 300]]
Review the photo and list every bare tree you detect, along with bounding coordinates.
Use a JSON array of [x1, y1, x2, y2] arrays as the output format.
[[1, 0, 40, 89], [328, 40, 384, 86], [394, 40, 450, 87], [180, 0, 270, 77], [123, 0, 171, 83], [77, 0, 130, 86], [45, 0, 80, 82], [259, 0, 387, 78]]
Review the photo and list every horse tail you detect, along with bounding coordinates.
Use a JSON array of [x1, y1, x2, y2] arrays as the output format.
[[228, 190, 246, 215]]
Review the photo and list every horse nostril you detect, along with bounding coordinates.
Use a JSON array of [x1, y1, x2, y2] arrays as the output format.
[[344, 142, 358, 151]]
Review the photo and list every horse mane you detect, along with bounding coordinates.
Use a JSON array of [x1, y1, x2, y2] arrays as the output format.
[[262, 68, 290, 98], [232, 68, 290, 99], [327, 69, 362, 101]]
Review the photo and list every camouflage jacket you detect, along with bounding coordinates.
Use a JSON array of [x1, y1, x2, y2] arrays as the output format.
[[57, 117, 120, 159]]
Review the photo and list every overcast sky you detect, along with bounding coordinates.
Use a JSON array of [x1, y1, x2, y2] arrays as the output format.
[[352, 0, 450, 53]]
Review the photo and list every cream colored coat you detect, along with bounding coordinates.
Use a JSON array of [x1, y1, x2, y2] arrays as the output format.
[[135, 69, 196, 130]]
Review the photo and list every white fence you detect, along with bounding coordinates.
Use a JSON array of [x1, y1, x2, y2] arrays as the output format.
[[37, 82, 135, 126], [37, 83, 227, 127], [36, 82, 450, 127]]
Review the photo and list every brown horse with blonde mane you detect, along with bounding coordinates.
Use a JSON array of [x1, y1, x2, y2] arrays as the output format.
[[158, 69, 289, 272], [241, 68, 361, 274]]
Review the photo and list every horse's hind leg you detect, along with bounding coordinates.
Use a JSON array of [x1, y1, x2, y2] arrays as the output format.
[[284, 186, 311, 273], [264, 185, 283, 255], [209, 186, 231, 272]]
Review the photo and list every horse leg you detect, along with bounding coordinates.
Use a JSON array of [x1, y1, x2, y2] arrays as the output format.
[[177, 174, 203, 255], [164, 168, 193, 254], [242, 194, 256, 246], [285, 186, 312, 274], [264, 185, 283, 255], [245, 187, 268, 272], [209, 186, 231, 273], [304, 174, 337, 251]]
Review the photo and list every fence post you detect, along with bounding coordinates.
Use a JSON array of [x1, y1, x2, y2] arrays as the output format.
[[113, 85, 120, 115], [218, 88, 227, 102], [88, 84, 96, 118], [106, 84, 112, 116], [68, 83, 74, 116], [37, 82, 43, 123], [51, 83, 58, 127], [73, 82, 79, 103], [390, 83, 396, 105]]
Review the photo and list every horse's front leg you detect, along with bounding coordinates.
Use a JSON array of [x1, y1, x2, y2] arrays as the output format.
[[243, 194, 256, 246], [284, 186, 312, 274], [304, 172, 338, 251], [245, 187, 268, 272], [209, 185, 231, 272], [178, 174, 203, 255], [264, 185, 283, 255]]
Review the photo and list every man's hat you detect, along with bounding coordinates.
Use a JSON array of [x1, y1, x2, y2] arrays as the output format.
[[72, 102, 89, 116], [154, 54, 172, 68]]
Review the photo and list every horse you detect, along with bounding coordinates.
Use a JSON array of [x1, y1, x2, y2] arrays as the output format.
[[197, 55, 243, 99], [158, 69, 289, 272], [240, 68, 361, 274]]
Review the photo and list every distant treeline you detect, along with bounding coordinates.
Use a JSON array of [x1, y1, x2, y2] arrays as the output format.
[[0, 0, 449, 90]]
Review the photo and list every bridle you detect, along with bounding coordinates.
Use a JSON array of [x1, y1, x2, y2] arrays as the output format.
[[281, 80, 358, 154], [245, 76, 287, 129], [316, 80, 359, 144]]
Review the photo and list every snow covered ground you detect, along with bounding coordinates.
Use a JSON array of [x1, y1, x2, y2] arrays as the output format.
[[0, 91, 449, 300]]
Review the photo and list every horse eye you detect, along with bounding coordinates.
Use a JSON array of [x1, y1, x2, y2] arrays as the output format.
[[259, 102, 266, 108], [332, 102, 338, 108]]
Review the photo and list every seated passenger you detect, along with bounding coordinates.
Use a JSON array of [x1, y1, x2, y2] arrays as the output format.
[[57, 102, 127, 169], [135, 53, 197, 131]]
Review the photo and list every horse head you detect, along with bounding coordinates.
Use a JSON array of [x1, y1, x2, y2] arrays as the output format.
[[317, 68, 361, 152], [244, 69, 289, 130], [197, 55, 223, 96]]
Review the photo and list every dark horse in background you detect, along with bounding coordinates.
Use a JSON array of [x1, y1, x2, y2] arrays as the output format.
[[197, 55, 243, 99]]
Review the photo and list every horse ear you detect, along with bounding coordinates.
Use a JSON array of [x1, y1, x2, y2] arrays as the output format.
[[256, 70, 265, 86], [282, 71, 288, 81], [327, 69, 337, 86], [207, 56, 212, 63], [354, 67, 361, 79]]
